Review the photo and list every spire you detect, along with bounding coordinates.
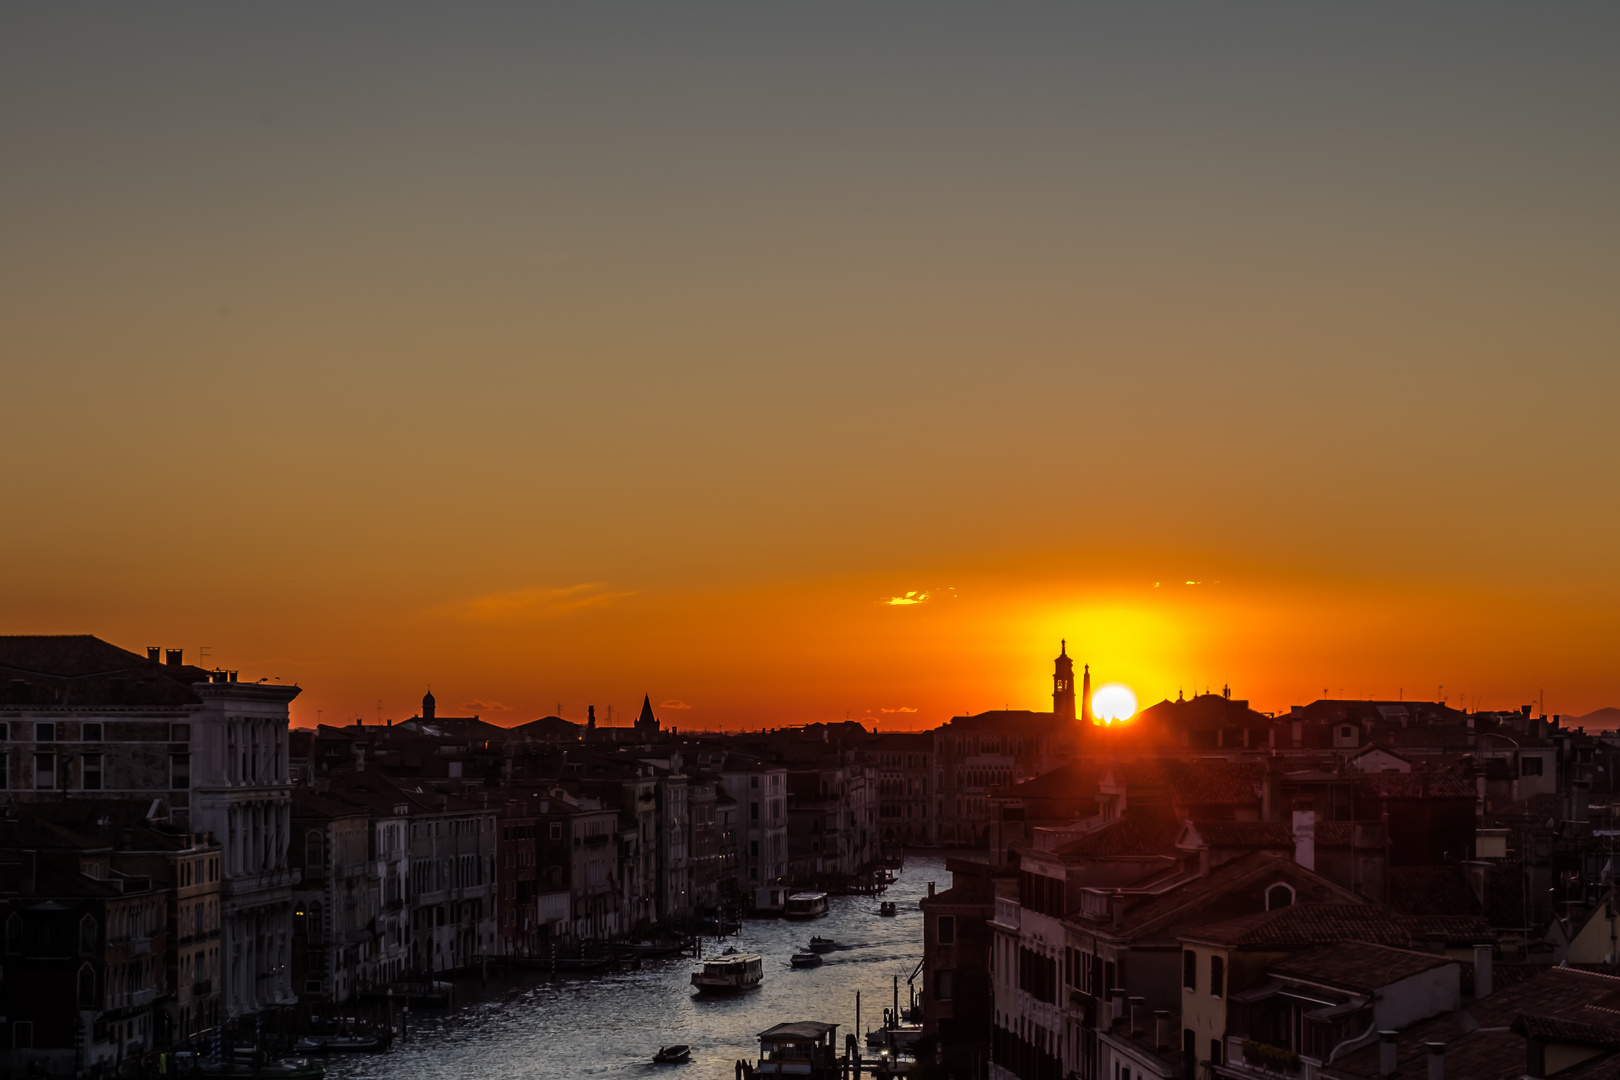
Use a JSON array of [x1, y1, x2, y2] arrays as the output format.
[[635, 694, 660, 732], [422, 688, 435, 721], [1060, 639, 1067, 657], [1080, 664, 1093, 726]]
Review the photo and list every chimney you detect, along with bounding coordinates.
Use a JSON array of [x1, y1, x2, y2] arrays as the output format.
[[1426, 1041, 1445, 1080], [147, 646, 161, 663], [1110, 991, 1125, 1026], [1378, 1031, 1398, 1076], [1571, 780, 1591, 824], [1526, 1035, 1547, 1078], [588, 705, 596, 731], [1293, 808, 1316, 871], [1128, 996, 1145, 1036], [1473, 944, 1492, 998], [1153, 1009, 1169, 1051], [165, 649, 183, 667], [927, 881, 936, 898]]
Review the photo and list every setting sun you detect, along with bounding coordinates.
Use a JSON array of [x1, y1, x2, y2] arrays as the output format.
[[1092, 682, 1138, 724]]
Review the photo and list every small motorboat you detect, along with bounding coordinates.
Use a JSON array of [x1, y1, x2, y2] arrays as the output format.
[[808, 936, 836, 953], [878, 901, 897, 917], [653, 1045, 691, 1064], [791, 951, 823, 968]]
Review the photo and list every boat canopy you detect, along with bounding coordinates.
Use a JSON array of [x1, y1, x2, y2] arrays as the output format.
[[758, 1022, 838, 1043]]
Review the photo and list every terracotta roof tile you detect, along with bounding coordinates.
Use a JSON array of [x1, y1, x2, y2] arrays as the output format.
[[1056, 805, 1183, 858], [1269, 941, 1455, 993], [1185, 902, 1412, 948], [1162, 760, 1267, 806], [1185, 820, 1294, 848], [1353, 771, 1477, 799]]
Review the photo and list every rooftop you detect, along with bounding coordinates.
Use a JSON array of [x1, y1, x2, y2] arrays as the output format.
[[1184, 902, 1412, 948], [1269, 941, 1454, 993], [758, 1022, 838, 1042]]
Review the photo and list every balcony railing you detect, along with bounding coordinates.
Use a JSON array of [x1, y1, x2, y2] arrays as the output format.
[[991, 897, 1021, 931]]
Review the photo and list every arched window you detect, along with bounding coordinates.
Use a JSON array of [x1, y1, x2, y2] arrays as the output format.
[[305, 830, 323, 868], [80, 914, 98, 955], [4, 912, 20, 954], [1265, 882, 1296, 910]]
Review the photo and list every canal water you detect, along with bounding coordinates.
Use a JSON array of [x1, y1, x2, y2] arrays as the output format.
[[323, 852, 953, 1080]]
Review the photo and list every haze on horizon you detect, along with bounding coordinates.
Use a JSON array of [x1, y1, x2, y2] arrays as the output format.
[[2, 4, 1617, 731]]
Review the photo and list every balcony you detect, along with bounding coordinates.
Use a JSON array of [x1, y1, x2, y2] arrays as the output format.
[[991, 897, 1021, 932], [129, 935, 152, 957], [1226, 1039, 1304, 1077], [192, 980, 212, 997]]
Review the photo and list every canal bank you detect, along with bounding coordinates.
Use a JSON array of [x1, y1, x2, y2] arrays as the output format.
[[319, 853, 953, 1080]]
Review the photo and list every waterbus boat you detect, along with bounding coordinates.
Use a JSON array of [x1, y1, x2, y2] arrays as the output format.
[[752, 1022, 842, 1080], [783, 892, 829, 919], [807, 936, 836, 953], [790, 951, 823, 968], [691, 951, 764, 994]]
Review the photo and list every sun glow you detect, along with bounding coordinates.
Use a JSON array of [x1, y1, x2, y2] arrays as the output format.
[[1091, 683, 1137, 724]]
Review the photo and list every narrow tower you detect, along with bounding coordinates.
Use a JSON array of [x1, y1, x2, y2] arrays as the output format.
[[635, 693, 660, 733], [422, 688, 436, 721], [1052, 640, 1076, 721], [1081, 664, 1093, 726]]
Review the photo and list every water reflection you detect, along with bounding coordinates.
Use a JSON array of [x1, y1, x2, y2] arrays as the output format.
[[324, 854, 952, 1080]]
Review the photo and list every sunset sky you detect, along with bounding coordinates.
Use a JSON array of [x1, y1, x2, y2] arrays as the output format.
[[3, 5, 1617, 729]]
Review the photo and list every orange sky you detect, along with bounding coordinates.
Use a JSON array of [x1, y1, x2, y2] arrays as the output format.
[[2, 6, 1617, 729]]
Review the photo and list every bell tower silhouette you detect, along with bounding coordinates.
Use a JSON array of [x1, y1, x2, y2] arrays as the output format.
[[1052, 641, 1076, 721]]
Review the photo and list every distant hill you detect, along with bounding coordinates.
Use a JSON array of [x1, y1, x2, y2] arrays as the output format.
[[1566, 706, 1620, 728]]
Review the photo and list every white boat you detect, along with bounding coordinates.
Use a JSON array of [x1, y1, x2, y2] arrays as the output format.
[[753, 1022, 842, 1080], [691, 952, 764, 994], [784, 892, 829, 919], [790, 952, 823, 968]]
